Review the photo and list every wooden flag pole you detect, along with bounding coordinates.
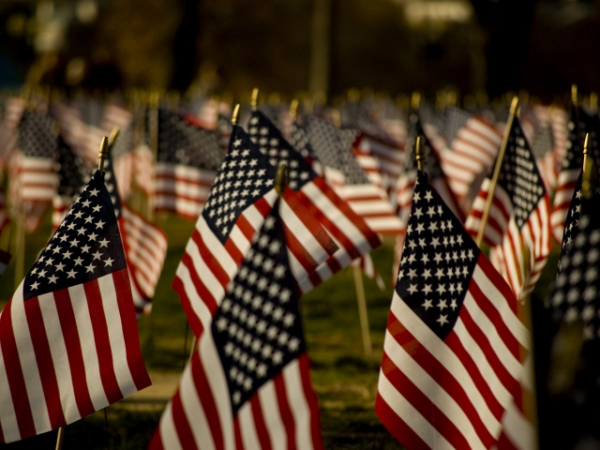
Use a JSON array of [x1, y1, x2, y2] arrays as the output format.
[[572, 85, 583, 156], [290, 99, 299, 121], [475, 96, 519, 247], [147, 91, 160, 222], [353, 265, 373, 362], [55, 426, 65, 450]]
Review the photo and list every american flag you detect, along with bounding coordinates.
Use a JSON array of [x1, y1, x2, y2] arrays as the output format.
[[0, 170, 151, 443], [530, 123, 557, 192], [439, 107, 502, 210], [248, 110, 381, 293], [376, 171, 530, 450], [12, 110, 59, 232], [0, 96, 26, 163], [155, 107, 225, 219], [304, 115, 402, 235], [150, 196, 325, 449], [173, 124, 336, 338], [550, 107, 599, 244], [52, 135, 90, 230], [103, 150, 168, 315], [465, 116, 551, 301]]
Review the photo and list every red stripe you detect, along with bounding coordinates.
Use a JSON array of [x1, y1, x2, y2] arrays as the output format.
[[147, 429, 165, 450], [24, 297, 65, 429], [191, 228, 231, 289], [233, 418, 245, 450], [111, 270, 150, 390], [274, 374, 297, 450], [53, 288, 95, 418], [191, 350, 224, 450], [375, 393, 430, 450], [298, 354, 323, 450], [379, 352, 472, 449], [171, 391, 199, 450], [389, 315, 498, 445], [172, 264, 208, 337], [83, 280, 122, 403], [0, 302, 36, 440], [250, 395, 272, 450], [281, 221, 318, 276]]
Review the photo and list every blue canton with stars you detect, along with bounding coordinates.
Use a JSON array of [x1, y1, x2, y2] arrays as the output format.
[[202, 126, 277, 244], [396, 171, 479, 339], [248, 111, 318, 191], [550, 187, 600, 341], [495, 117, 545, 230], [24, 171, 126, 300], [212, 198, 305, 413]]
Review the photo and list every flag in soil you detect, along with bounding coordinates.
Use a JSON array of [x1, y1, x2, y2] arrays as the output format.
[[376, 170, 530, 450], [12, 109, 59, 232], [155, 107, 225, 219], [150, 196, 324, 450], [550, 107, 600, 244], [464, 116, 551, 301], [0, 170, 151, 444], [102, 149, 168, 315], [173, 124, 337, 338], [248, 110, 380, 293], [304, 115, 402, 234]]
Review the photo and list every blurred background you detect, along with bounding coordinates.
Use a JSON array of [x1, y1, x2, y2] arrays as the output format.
[[0, 0, 599, 102]]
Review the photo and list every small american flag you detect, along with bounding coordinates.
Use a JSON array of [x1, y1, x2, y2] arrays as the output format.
[[465, 116, 551, 301], [376, 170, 530, 450], [150, 196, 325, 449], [155, 107, 225, 219], [0, 170, 151, 443]]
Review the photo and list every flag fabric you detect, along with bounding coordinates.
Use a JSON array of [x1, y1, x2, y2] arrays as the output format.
[[550, 107, 599, 244], [102, 150, 168, 315], [0, 96, 26, 163], [249, 110, 381, 293], [304, 115, 402, 235], [0, 170, 151, 443], [376, 170, 530, 450], [150, 195, 325, 450], [351, 253, 385, 290], [52, 135, 90, 230], [465, 116, 551, 301], [173, 124, 337, 338], [155, 107, 225, 219], [439, 107, 502, 210]]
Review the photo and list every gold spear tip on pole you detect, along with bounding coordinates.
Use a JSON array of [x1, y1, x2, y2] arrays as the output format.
[[108, 127, 120, 146], [572, 84, 578, 106], [411, 91, 421, 111], [251, 88, 259, 111], [290, 99, 299, 120], [509, 95, 520, 117], [415, 135, 424, 172], [582, 133, 595, 199], [275, 163, 287, 196], [231, 104, 240, 126], [98, 137, 108, 172]]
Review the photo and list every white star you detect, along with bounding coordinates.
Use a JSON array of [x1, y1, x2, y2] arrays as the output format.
[[74, 257, 84, 266], [30, 281, 40, 290], [407, 284, 418, 294], [422, 299, 433, 310], [104, 257, 114, 267], [437, 315, 449, 326], [86, 263, 95, 273], [48, 275, 58, 284], [67, 269, 77, 279]]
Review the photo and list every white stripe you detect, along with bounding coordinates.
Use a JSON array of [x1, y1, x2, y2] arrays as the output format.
[[198, 332, 235, 450], [11, 284, 52, 434], [257, 380, 286, 450], [67, 284, 109, 412], [176, 263, 215, 331], [499, 397, 535, 450], [0, 334, 20, 443], [185, 235, 226, 309], [238, 401, 261, 449], [384, 328, 491, 449], [283, 360, 313, 450], [158, 401, 184, 450], [196, 218, 237, 281], [97, 274, 136, 397], [377, 370, 456, 450]]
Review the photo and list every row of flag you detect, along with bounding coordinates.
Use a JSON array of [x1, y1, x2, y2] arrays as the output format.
[[0, 88, 597, 449]]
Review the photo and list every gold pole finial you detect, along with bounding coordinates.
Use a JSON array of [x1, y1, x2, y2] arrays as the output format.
[[108, 127, 120, 147], [332, 109, 341, 127], [582, 133, 594, 199], [251, 88, 259, 111], [275, 164, 287, 195], [231, 104, 240, 126], [572, 84, 579, 106], [290, 99, 299, 120], [98, 137, 109, 172], [475, 95, 520, 247], [415, 135, 424, 172], [411, 91, 421, 111]]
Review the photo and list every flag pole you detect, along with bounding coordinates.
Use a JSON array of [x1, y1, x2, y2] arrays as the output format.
[[251, 88, 259, 112], [475, 96, 519, 247], [55, 426, 65, 450], [582, 133, 594, 198], [147, 91, 160, 222], [571, 85, 583, 157]]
